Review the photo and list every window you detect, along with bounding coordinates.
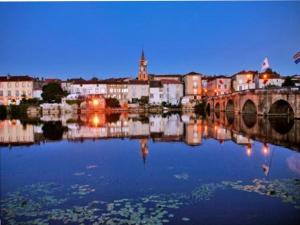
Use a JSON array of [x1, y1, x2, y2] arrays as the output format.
[[0, 90, 3, 96], [16, 90, 19, 97], [8, 90, 11, 96], [150, 94, 154, 98], [193, 82, 198, 88]]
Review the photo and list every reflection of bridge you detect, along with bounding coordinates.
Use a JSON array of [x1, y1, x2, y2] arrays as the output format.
[[206, 112, 300, 151], [206, 89, 300, 118]]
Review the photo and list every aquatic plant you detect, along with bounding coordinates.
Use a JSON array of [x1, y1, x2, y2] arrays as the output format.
[[1, 178, 299, 225]]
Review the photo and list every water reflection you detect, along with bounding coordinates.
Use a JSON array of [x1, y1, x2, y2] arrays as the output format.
[[1, 112, 300, 151], [1, 113, 300, 225]]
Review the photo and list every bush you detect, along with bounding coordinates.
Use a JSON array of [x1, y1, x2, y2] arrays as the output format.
[[20, 98, 41, 105], [0, 105, 7, 119], [194, 101, 206, 115], [140, 96, 149, 105], [66, 99, 82, 105], [9, 105, 27, 119], [105, 98, 120, 108]]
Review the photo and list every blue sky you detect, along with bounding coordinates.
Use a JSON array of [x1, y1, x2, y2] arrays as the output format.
[[0, 2, 299, 79]]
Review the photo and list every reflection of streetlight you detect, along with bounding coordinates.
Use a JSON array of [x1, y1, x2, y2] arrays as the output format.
[[93, 98, 99, 106], [92, 115, 100, 126], [262, 143, 270, 156], [246, 144, 252, 157]]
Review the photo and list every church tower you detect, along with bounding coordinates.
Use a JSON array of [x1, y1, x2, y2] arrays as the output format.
[[138, 50, 148, 81]]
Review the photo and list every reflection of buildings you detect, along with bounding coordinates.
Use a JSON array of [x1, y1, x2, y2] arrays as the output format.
[[0, 120, 34, 145], [1, 113, 300, 152]]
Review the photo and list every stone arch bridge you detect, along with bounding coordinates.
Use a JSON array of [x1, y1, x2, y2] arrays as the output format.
[[206, 89, 300, 119]]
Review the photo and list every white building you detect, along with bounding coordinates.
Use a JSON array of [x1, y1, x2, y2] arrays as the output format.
[[0, 75, 34, 105], [63, 80, 107, 96], [127, 80, 149, 103], [161, 80, 184, 105], [149, 81, 164, 105], [232, 71, 256, 91], [255, 72, 284, 89], [33, 89, 42, 99]]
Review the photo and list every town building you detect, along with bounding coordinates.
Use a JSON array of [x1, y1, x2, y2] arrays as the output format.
[[201, 77, 209, 96], [0, 75, 34, 105], [232, 70, 257, 91], [104, 78, 129, 105], [255, 70, 284, 89], [127, 80, 149, 103], [206, 75, 231, 96], [66, 80, 107, 96], [183, 72, 202, 100], [291, 75, 300, 87], [161, 79, 183, 105], [138, 50, 149, 81], [149, 80, 163, 105]]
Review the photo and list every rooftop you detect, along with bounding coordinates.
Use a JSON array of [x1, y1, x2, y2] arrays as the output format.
[[0, 75, 33, 82]]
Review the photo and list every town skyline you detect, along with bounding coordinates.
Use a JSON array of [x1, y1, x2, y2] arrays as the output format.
[[0, 2, 300, 78]]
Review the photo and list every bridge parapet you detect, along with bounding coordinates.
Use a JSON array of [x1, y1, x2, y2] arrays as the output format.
[[206, 89, 300, 118]]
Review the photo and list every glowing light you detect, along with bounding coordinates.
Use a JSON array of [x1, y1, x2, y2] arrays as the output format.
[[92, 115, 100, 126], [246, 144, 252, 157], [93, 98, 99, 106], [262, 143, 270, 156], [263, 74, 267, 80]]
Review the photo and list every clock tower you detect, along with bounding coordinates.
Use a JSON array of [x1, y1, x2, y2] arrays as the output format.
[[138, 50, 148, 81]]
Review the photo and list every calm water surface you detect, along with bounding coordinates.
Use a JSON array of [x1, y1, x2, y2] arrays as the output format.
[[1, 113, 300, 225]]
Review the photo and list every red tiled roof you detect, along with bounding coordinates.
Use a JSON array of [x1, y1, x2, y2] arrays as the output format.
[[160, 79, 182, 84], [0, 75, 33, 82], [129, 80, 148, 85]]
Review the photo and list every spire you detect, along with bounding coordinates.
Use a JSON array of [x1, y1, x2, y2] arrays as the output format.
[[141, 49, 145, 61]]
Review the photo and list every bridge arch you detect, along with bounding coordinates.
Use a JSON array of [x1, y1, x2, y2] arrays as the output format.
[[242, 99, 257, 114], [226, 99, 234, 112], [269, 99, 294, 116], [215, 102, 220, 112]]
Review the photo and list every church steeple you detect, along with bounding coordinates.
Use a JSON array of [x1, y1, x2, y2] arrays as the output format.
[[138, 50, 148, 81], [141, 49, 145, 61], [140, 139, 149, 166]]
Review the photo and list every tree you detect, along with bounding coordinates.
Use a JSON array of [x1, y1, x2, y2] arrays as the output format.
[[42, 83, 66, 103], [42, 121, 67, 140], [282, 76, 295, 87], [105, 98, 120, 108]]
